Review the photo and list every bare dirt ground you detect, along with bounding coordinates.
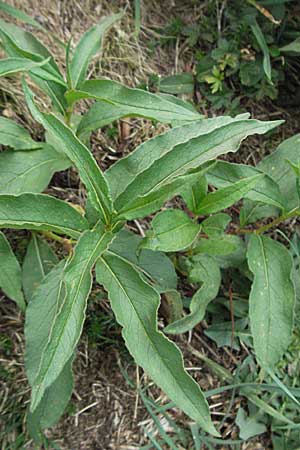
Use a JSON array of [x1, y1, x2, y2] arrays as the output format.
[[0, 1, 299, 449]]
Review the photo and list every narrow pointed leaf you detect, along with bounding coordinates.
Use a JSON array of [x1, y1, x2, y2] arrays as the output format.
[[0, 231, 25, 310], [196, 174, 263, 215], [207, 160, 284, 210], [0, 145, 70, 194], [114, 119, 282, 212], [30, 223, 115, 411], [165, 255, 221, 334], [23, 81, 113, 222], [247, 235, 295, 369], [0, 116, 40, 150], [0, 56, 51, 77], [104, 229, 177, 292], [141, 209, 201, 252], [22, 234, 58, 301], [65, 79, 202, 124], [70, 12, 123, 88], [0, 2, 44, 29], [181, 176, 208, 213], [0, 193, 88, 238], [96, 253, 218, 436]]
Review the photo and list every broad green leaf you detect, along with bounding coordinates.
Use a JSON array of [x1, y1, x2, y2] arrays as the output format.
[[69, 12, 123, 88], [23, 80, 113, 222], [25, 261, 73, 436], [214, 235, 246, 269], [0, 145, 70, 194], [0, 231, 25, 310], [247, 235, 295, 369], [0, 56, 51, 77], [0, 116, 40, 150], [141, 209, 201, 252], [280, 37, 300, 55], [29, 223, 114, 411], [114, 119, 282, 213], [96, 252, 218, 436], [104, 229, 177, 292], [196, 174, 263, 215], [22, 234, 58, 301], [181, 176, 208, 214], [194, 236, 238, 256], [159, 73, 194, 94], [207, 161, 284, 210], [107, 115, 253, 200], [116, 166, 213, 220], [201, 213, 231, 237], [204, 319, 249, 350], [241, 134, 300, 223], [65, 79, 202, 124], [0, 193, 88, 238], [165, 255, 221, 334]]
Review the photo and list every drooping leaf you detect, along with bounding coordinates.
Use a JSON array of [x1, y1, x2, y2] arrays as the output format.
[[141, 209, 201, 252], [104, 229, 177, 292], [207, 161, 284, 210], [181, 176, 208, 214], [69, 12, 123, 88], [196, 174, 262, 215], [0, 193, 88, 238], [23, 80, 113, 222], [0, 231, 25, 310], [113, 119, 282, 214], [29, 223, 114, 412], [250, 19, 272, 81], [96, 252, 219, 436], [0, 116, 40, 150], [22, 234, 58, 301], [25, 260, 72, 437], [106, 115, 255, 200], [247, 234, 295, 369], [165, 254, 221, 334], [65, 79, 202, 124], [0, 145, 70, 194]]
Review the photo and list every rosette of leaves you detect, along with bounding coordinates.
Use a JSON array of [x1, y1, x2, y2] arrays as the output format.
[[0, 4, 296, 445]]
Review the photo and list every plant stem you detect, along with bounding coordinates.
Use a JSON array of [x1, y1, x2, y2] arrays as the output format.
[[235, 207, 299, 236]]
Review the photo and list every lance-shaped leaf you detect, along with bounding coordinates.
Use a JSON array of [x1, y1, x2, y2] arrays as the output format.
[[247, 235, 295, 369], [23, 80, 113, 222], [29, 223, 114, 412], [206, 161, 285, 210], [22, 234, 58, 301], [65, 79, 202, 124], [116, 166, 213, 220], [69, 12, 123, 88], [0, 193, 88, 238], [0, 2, 45, 30], [114, 119, 283, 213], [0, 231, 25, 310], [141, 209, 201, 252], [96, 253, 218, 436], [0, 56, 51, 77], [0, 116, 40, 150], [0, 19, 67, 113], [196, 174, 263, 215], [0, 145, 70, 194], [25, 261, 73, 435], [165, 254, 221, 334], [103, 229, 177, 292], [107, 115, 251, 200]]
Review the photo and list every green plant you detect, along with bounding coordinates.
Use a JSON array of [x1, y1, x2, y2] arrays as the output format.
[[150, 0, 300, 112], [0, 4, 299, 446]]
